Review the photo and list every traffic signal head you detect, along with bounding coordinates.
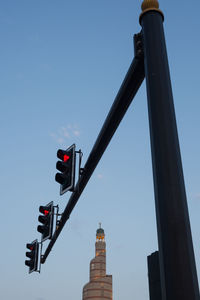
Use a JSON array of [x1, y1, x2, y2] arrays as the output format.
[[25, 240, 39, 273], [55, 144, 76, 195], [37, 202, 54, 242]]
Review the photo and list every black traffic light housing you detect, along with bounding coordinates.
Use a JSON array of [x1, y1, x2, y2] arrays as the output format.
[[37, 201, 54, 242], [55, 144, 76, 195], [25, 239, 39, 273]]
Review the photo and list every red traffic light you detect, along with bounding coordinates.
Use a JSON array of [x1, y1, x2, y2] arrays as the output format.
[[25, 240, 39, 273], [26, 243, 34, 251], [57, 149, 70, 162], [55, 144, 76, 195], [37, 202, 54, 242], [39, 206, 51, 216], [64, 154, 70, 162]]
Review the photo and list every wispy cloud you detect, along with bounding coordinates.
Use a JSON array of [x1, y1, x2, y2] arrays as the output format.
[[97, 173, 103, 179], [50, 124, 81, 145], [73, 130, 80, 137]]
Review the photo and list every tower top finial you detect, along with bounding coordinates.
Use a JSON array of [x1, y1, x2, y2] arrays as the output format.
[[139, 0, 164, 24], [141, 0, 159, 11], [96, 224, 105, 241]]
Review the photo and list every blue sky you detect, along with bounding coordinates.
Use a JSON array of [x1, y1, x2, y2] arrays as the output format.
[[1, 1, 200, 299]]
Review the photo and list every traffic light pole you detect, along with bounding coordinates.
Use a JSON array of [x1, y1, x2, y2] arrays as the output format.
[[140, 1, 200, 299], [41, 42, 145, 263], [41, 6, 199, 300]]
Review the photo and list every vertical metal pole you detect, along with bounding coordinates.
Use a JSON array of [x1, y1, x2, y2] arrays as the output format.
[[140, 1, 200, 300]]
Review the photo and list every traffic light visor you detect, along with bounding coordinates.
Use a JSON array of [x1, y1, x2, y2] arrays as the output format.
[[26, 243, 34, 250], [39, 206, 51, 215], [57, 149, 70, 161]]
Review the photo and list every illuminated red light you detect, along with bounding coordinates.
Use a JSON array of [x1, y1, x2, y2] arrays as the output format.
[[44, 210, 50, 216], [63, 155, 70, 162]]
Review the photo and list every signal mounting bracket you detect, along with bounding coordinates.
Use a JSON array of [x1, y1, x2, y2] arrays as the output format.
[[76, 149, 84, 178]]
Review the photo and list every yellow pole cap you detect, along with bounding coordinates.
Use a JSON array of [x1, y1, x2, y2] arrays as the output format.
[[139, 0, 164, 24]]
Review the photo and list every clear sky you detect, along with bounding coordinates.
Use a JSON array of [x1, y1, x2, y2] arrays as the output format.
[[1, 1, 200, 299]]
